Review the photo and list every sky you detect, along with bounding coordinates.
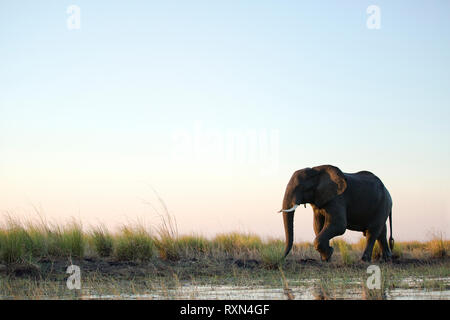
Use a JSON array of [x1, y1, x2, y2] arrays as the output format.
[[0, 1, 449, 242]]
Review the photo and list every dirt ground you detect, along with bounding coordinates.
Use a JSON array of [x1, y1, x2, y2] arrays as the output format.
[[2, 255, 448, 281]]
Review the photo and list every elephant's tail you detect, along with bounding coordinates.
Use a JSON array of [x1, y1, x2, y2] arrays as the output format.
[[388, 209, 394, 250]]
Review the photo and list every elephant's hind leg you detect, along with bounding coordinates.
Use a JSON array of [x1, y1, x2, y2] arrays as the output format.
[[361, 227, 383, 262], [377, 224, 392, 261]]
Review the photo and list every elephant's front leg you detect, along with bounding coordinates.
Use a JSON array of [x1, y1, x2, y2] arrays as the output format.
[[314, 223, 346, 262], [313, 210, 325, 236]]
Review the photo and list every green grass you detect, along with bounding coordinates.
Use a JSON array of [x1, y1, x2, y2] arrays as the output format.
[[0, 225, 32, 263], [0, 216, 85, 262], [113, 224, 155, 261], [46, 221, 85, 258], [332, 237, 354, 265], [1, 211, 448, 301], [259, 240, 284, 268], [154, 212, 180, 261], [177, 235, 210, 256], [0, 216, 449, 300], [1, 259, 448, 300], [392, 242, 403, 259], [88, 225, 114, 257], [0, 215, 448, 265], [213, 232, 263, 254]]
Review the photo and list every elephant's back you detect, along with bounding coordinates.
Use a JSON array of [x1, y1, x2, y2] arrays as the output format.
[[344, 170, 392, 226], [345, 170, 391, 209], [345, 171, 384, 186]]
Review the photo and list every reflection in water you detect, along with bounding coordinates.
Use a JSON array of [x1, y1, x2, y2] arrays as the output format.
[[82, 281, 450, 300], [2, 277, 447, 300]]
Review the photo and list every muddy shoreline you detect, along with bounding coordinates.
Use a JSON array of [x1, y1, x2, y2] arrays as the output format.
[[2, 256, 448, 281]]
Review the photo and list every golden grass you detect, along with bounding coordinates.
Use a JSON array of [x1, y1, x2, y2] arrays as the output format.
[[332, 237, 354, 264], [113, 224, 155, 261], [88, 225, 114, 257], [177, 234, 210, 255], [428, 232, 448, 258], [212, 232, 263, 254], [0, 214, 448, 264], [259, 240, 284, 268], [0, 215, 85, 262]]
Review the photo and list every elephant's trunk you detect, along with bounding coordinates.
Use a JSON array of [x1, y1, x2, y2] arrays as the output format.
[[280, 180, 301, 258], [283, 210, 294, 258]]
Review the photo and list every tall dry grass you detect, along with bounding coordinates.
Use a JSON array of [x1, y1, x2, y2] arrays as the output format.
[[213, 232, 263, 256], [88, 225, 114, 257], [113, 224, 155, 261], [0, 215, 84, 263], [428, 231, 448, 258], [332, 237, 354, 264], [0, 214, 448, 265], [154, 210, 180, 261]]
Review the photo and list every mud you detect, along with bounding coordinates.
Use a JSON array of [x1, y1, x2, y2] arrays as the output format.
[[1, 256, 448, 280]]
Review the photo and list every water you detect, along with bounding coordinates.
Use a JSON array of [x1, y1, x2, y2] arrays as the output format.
[[81, 278, 450, 300], [1, 277, 448, 300], [81, 286, 450, 300]]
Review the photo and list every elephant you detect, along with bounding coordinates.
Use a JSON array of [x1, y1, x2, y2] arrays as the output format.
[[278, 165, 394, 262]]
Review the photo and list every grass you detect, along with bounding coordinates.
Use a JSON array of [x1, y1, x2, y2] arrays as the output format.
[[0, 214, 448, 265], [177, 235, 210, 256], [46, 220, 85, 258], [259, 239, 284, 268], [0, 263, 447, 300], [0, 216, 85, 263], [428, 231, 448, 258], [0, 224, 32, 263], [89, 225, 114, 257], [332, 237, 354, 265], [0, 215, 448, 300], [0, 196, 448, 301], [0, 261, 448, 299], [113, 224, 155, 261], [154, 211, 180, 261], [212, 232, 263, 254]]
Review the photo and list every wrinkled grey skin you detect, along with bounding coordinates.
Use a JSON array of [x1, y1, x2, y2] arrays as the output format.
[[280, 165, 393, 262]]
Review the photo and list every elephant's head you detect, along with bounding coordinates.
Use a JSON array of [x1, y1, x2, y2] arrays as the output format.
[[278, 165, 347, 257]]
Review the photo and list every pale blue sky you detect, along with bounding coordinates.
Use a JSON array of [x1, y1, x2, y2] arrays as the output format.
[[1, 1, 449, 241]]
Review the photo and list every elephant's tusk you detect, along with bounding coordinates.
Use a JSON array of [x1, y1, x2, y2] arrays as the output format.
[[278, 204, 299, 213]]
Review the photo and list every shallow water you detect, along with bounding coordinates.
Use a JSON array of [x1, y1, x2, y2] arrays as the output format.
[[81, 286, 450, 300], [1, 277, 448, 300], [82, 278, 450, 300]]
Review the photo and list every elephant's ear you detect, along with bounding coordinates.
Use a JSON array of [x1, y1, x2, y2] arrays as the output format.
[[313, 165, 347, 208]]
